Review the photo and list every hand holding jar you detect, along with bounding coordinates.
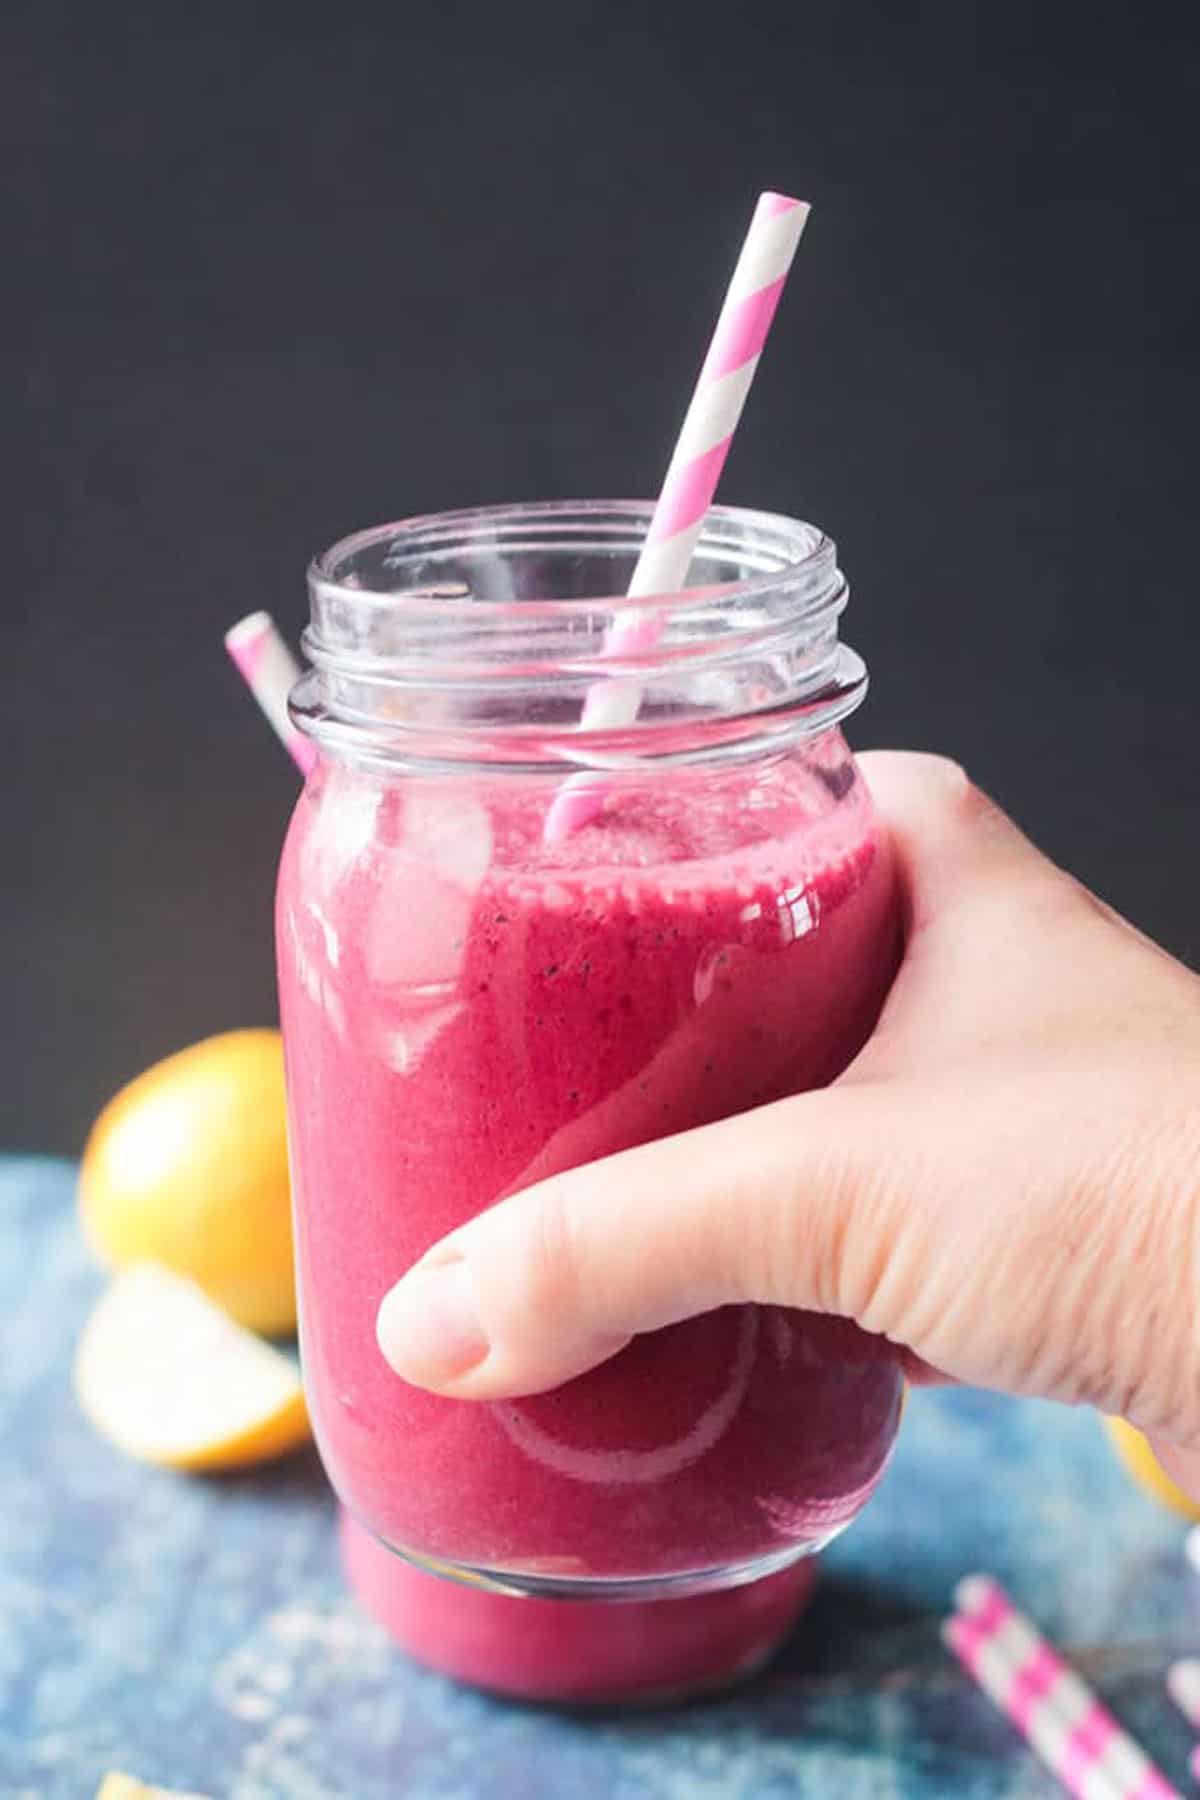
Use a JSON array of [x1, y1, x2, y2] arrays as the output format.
[[380, 750, 1200, 1502]]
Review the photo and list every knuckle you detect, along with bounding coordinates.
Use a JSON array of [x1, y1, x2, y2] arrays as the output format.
[[908, 754, 1014, 843], [741, 1092, 903, 1323], [898, 752, 973, 814], [898, 753, 1010, 846], [918, 752, 971, 794], [817, 1089, 926, 1332], [825, 1158, 903, 1325], [927, 758, 997, 834]]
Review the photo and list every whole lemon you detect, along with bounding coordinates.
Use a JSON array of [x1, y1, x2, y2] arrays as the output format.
[[1104, 1416, 1200, 1521], [80, 1029, 296, 1334]]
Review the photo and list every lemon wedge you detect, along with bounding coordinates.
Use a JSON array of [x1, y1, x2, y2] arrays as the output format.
[[1104, 1416, 1200, 1521], [80, 1029, 296, 1334], [96, 1775, 212, 1799], [75, 1263, 310, 1472]]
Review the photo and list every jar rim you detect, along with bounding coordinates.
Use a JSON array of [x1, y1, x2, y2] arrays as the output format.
[[296, 499, 865, 773], [308, 499, 837, 624]]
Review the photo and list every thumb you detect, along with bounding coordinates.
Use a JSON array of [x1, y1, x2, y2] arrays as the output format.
[[377, 1081, 899, 1399]]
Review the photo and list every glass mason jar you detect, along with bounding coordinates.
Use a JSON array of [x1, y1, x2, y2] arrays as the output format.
[[277, 501, 903, 1688]]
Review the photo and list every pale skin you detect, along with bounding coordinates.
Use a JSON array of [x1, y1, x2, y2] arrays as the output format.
[[376, 752, 1200, 1498]]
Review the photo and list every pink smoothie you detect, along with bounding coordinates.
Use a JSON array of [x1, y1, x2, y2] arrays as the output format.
[[278, 742, 902, 1586], [338, 1505, 819, 1703]]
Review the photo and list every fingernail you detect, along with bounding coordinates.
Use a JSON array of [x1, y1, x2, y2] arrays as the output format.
[[376, 1255, 489, 1388]]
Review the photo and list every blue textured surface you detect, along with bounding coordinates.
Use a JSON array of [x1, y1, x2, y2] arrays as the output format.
[[3, 1154, 1197, 1798]]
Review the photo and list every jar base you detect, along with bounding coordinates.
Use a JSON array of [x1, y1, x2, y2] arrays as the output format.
[[338, 1508, 817, 1706]]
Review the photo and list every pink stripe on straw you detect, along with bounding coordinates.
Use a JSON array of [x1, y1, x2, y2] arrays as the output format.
[[1104, 1760, 1180, 1799], [1131, 1774, 1183, 1800], [759, 189, 804, 219], [701, 273, 789, 382], [224, 611, 316, 777], [947, 1581, 1009, 1654], [542, 189, 810, 844], [643, 436, 732, 546], [1061, 1708, 1119, 1788], [1007, 1643, 1061, 1730]]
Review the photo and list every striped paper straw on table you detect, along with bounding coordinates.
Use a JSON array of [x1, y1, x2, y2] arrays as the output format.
[[944, 1576, 1180, 1799], [543, 190, 810, 844], [225, 611, 316, 776]]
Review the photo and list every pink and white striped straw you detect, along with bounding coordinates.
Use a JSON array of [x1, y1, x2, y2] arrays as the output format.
[[225, 610, 316, 776], [543, 190, 810, 843], [944, 1576, 1180, 1800]]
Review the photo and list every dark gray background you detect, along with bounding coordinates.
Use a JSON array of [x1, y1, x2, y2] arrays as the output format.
[[6, 1, 1198, 1152]]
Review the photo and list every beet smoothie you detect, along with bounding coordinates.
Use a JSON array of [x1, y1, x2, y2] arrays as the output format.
[[278, 739, 902, 1587], [338, 1504, 819, 1703]]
